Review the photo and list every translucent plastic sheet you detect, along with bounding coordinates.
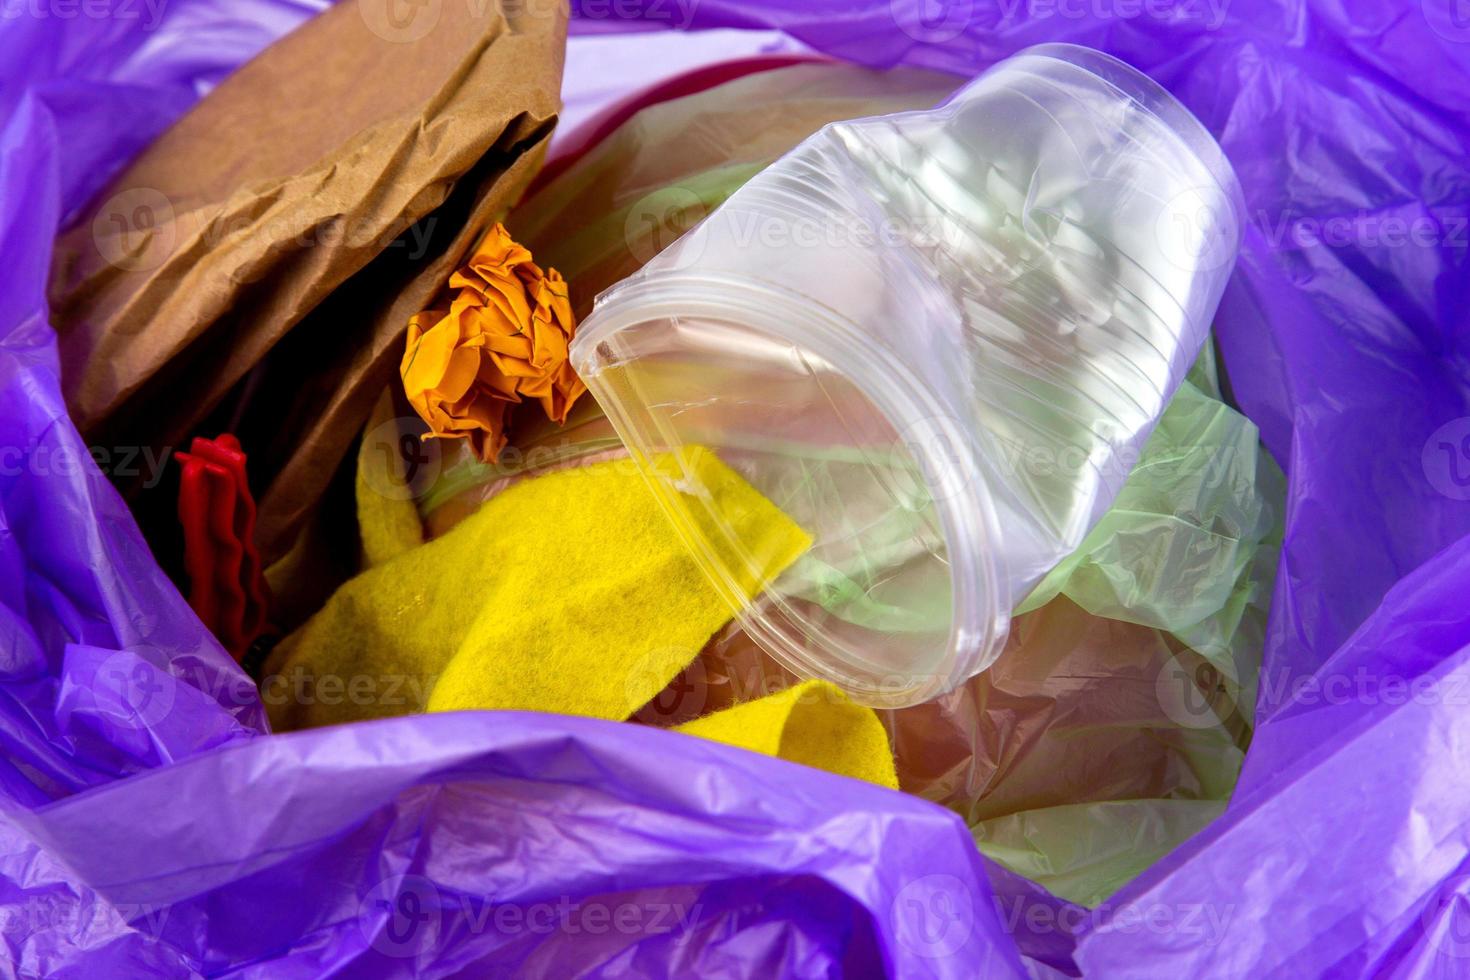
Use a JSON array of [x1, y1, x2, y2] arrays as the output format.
[[3, 1, 1470, 976]]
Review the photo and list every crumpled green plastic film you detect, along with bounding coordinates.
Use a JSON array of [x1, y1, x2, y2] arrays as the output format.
[[1016, 350, 1285, 727]]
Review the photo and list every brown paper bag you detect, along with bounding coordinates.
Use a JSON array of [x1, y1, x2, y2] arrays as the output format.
[[50, 0, 566, 561]]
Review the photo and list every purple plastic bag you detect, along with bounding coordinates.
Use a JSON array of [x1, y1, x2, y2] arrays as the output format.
[[3, 0, 1470, 976]]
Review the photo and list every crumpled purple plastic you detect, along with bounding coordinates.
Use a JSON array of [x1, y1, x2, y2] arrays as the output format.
[[3, 0, 1470, 976]]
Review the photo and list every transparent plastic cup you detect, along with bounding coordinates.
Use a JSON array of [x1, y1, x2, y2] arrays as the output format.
[[569, 44, 1244, 707]]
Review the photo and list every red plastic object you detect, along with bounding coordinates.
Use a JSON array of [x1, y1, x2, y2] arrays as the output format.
[[176, 434, 271, 660]]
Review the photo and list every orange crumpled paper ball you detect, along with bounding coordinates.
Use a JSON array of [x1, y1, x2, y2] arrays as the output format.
[[401, 223, 585, 462]]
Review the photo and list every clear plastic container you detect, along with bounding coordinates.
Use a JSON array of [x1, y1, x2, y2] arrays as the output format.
[[569, 44, 1244, 707]]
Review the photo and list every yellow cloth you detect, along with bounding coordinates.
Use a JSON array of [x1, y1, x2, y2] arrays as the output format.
[[264, 446, 809, 729], [674, 680, 900, 790], [427, 446, 810, 718], [355, 390, 427, 568]]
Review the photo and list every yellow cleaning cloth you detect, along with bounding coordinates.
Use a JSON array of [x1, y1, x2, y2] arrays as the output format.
[[355, 389, 427, 568], [263, 446, 809, 729], [427, 446, 811, 717], [674, 679, 899, 789]]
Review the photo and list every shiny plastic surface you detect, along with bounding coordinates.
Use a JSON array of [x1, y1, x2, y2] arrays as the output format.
[[573, 45, 1244, 705]]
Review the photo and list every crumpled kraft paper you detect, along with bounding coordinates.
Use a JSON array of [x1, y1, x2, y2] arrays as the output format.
[[49, 0, 567, 562]]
